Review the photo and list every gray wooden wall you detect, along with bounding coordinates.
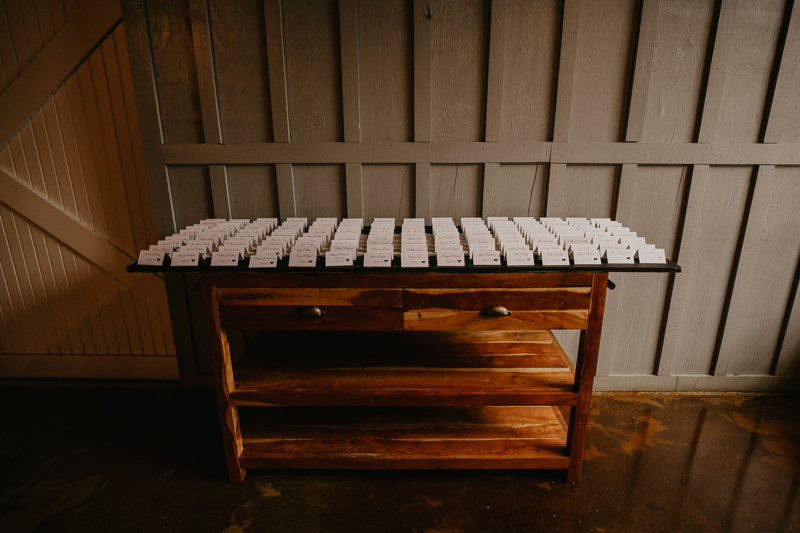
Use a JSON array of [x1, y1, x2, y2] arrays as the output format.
[[123, 0, 800, 391]]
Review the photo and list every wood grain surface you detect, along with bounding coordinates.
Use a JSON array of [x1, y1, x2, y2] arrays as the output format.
[[238, 406, 569, 469]]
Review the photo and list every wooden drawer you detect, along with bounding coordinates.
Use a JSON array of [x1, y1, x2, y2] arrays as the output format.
[[403, 288, 591, 331], [217, 288, 403, 330]]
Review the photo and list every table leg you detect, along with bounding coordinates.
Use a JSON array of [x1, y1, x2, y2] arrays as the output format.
[[202, 276, 246, 482], [567, 272, 608, 482]]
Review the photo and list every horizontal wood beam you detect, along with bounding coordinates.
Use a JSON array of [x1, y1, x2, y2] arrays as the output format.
[[163, 142, 553, 164], [162, 141, 800, 166], [551, 142, 800, 165], [0, 354, 179, 379], [0, 0, 122, 148]]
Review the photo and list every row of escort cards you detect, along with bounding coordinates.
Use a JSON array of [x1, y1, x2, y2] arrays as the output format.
[[137, 216, 666, 268]]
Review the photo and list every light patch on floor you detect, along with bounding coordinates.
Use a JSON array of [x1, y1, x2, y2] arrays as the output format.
[[254, 482, 280, 497], [424, 495, 443, 507]]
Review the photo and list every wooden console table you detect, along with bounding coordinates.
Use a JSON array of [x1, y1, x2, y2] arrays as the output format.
[[166, 259, 677, 483], [130, 256, 679, 482]]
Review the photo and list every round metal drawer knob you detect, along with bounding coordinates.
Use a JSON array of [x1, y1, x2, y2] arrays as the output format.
[[297, 305, 325, 317], [482, 305, 511, 317]]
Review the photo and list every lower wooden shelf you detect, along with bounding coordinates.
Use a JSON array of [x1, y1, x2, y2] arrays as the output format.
[[238, 406, 570, 469], [231, 330, 577, 406]]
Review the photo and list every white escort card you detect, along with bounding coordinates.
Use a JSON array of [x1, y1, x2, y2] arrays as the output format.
[[572, 249, 602, 265], [325, 250, 355, 266], [605, 249, 634, 264], [249, 254, 279, 268], [437, 250, 465, 266], [210, 250, 240, 266], [363, 251, 393, 267], [636, 248, 666, 264], [367, 243, 394, 255], [472, 250, 501, 266], [401, 250, 429, 267], [541, 249, 570, 266], [138, 250, 165, 266], [506, 249, 535, 266], [288, 248, 317, 267], [171, 250, 201, 267]]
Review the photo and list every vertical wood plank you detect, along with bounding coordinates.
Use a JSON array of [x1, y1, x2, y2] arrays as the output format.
[[547, 0, 580, 217], [60, 246, 97, 354], [34, 0, 55, 45], [100, 32, 149, 253], [358, 0, 413, 143], [0, 208, 48, 353], [481, 0, 507, 219], [484, 0, 507, 143], [14, 217, 60, 353], [765, 1, 800, 143], [275, 163, 295, 220], [716, 165, 800, 375], [96, 266, 128, 354], [189, 0, 230, 223], [362, 164, 414, 224], [552, 0, 580, 143], [414, 0, 432, 143], [776, 255, 800, 375], [210, 0, 273, 144], [49, 0, 66, 30], [29, 110, 65, 211], [89, 49, 138, 254], [27, 222, 72, 353], [481, 162, 501, 218], [0, 206, 38, 353], [345, 162, 363, 218], [339, 0, 361, 143], [431, 0, 489, 142], [18, 0, 43, 59], [642, 0, 715, 143], [209, 165, 232, 219], [697, 0, 735, 144], [8, 132, 33, 191], [626, 0, 660, 142], [0, 5, 19, 85], [265, 0, 290, 144], [188, 0, 223, 144], [122, 0, 176, 238], [264, 0, 292, 219], [42, 97, 80, 220], [431, 164, 483, 221], [43, 234, 83, 354], [74, 254, 109, 354], [17, 123, 45, 194], [4, 0, 31, 70], [502, 0, 561, 142], [415, 162, 431, 223], [340, 0, 362, 220], [113, 26, 158, 245], [53, 86, 93, 228]]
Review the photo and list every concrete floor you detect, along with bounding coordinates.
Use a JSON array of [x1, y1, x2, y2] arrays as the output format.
[[0, 387, 797, 533]]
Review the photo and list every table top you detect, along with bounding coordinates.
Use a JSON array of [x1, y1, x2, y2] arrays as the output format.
[[127, 256, 680, 275]]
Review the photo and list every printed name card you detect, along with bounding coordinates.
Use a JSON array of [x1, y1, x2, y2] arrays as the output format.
[[288, 248, 317, 267], [401, 250, 429, 267], [571, 249, 602, 265], [605, 250, 634, 264], [210, 250, 240, 266], [437, 250, 465, 266], [325, 250, 354, 266], [138, 250, 165, 266], [636, 248, 666, 264], [472, 250, 501, 266], [373, 218, 396, 226], [541, 249, 570, 266], [363, 251, 393, 267], [171, 250, 201, 267], [367, 243, 394, 256], [506, 249, 535, 266], [249, 254, 279, 268]]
